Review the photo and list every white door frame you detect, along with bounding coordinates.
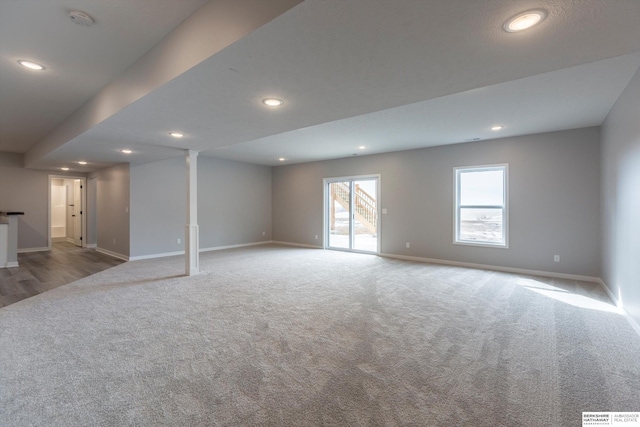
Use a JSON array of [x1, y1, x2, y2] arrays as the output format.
[[323, 174, 381, 254], [48, 175, 87, 249]]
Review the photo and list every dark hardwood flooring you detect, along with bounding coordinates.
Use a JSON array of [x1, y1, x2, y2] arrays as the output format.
[[0, 242, 125, 308]]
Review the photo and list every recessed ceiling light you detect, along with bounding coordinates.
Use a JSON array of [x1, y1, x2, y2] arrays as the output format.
[[504, 9, 547, 32], [491, 125, 503, 131], [278, 157, 286, 162], [77, 161, 87, 165], [17, 60, 45, 70], [121, 149, 133, 154], [358, 145, 366, 150], [61, 167, 69, 171], [169, 132, 184, 138], [262, 98, 284, 107]]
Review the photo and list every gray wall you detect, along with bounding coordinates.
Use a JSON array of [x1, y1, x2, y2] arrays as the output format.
[[273, 127, 601, 277], [0, 153, 48, 249], [130, 157, 186, 257], [129, 155, 272, 258], [601, 67, 640, 327], [199, 156, 272, 249], [91, 164, 130, 257]]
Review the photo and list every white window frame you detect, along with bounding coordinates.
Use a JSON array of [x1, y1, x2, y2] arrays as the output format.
[[454, 164, 508, 248]]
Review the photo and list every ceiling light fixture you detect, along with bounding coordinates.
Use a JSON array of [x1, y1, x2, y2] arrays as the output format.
[[169, 132, 184, 138], [503, 9, 547, 32], [262, 98, 284, 107], [491, 125, 503, 131], [17, 60, 45, 71], [121, 149, 133, 154], [61, 167, 69, 171], [77, 161, 87, 165], [358, 145, 366, 150], [278, 157, 286, 162]]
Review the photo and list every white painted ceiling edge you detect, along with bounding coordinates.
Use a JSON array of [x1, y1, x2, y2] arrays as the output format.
[[20, 0, 640, 171]]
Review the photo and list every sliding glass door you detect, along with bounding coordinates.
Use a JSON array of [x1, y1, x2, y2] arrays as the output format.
[[326, 176, 379, 253]]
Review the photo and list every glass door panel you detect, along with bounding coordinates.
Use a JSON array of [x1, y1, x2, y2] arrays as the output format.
[[328, 181, 351, 249], [353, 180, 378, 252], [326, 178, 378, 253]]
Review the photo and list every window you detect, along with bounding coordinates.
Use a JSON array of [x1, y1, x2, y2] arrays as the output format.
[[454, 164, 508, 247]]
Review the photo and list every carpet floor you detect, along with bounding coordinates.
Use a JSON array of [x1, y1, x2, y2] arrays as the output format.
[[1, 244, 639, 426]]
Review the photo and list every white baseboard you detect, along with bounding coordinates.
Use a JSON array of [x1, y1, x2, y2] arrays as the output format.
[[52, 237, 66, 242], [200, 240, 272, 253], [272, 240, 323, 249], [597, 278, 619, 305], [129, 250, 184, 261], [597, 278, 640, 339], [17, 247, 49, 253], [379, 252, 640, 339], [4, 261, 19, 268], [85, 243, 97, 249], [95, 247, 129, 261], [128, 241, 274, 261], [380, 252, 602, 283], [622, 310, 640, 339]]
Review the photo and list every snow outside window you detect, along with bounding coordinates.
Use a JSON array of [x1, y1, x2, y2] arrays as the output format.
[[454, 164, 508, 248]]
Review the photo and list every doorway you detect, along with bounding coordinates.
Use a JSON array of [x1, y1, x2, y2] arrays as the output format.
[[49, 176, 86, 248], [325, 175, 380, 253]]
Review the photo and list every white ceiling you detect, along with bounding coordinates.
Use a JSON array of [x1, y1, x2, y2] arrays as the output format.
[[0, 0, 208, 154], [2, 0, 640, 171]]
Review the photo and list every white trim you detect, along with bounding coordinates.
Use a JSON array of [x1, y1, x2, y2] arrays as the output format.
[[17, 247, 49, 253], [5, 261, 19, 268], [85, 243, 97, 249], [621, 310, 640, 338], [323, 174, 381, 254], [129, 250, 184, 261], [597, 278, 619, 305], [127, 241, 274, 261], [380, 252, 601, 283], [272, 240, 323, 249], [200, 241, 271, 253], [597, 279, 640, 338], [96, 247, 129, 261], [454, 164, 509, 248]]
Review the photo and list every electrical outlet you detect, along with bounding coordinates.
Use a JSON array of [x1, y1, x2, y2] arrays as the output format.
[[406, 242, 410, 248], [177, 238, 181, 244], [554, 255, 560, 262], [113, 238, 116, 245], [125, 207, 128, 213], [262, 231, 266, 236], [315, 235, 318, 240], [382, 208, 388, 214]]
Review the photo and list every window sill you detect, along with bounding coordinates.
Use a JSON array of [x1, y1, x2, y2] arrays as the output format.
[[454, 240, 509, 249]]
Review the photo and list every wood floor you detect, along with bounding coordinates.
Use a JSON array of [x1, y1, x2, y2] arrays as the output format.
[[0, 242, 125, 308]]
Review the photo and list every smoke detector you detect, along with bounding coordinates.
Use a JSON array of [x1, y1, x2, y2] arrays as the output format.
[[68, 10, 95, 26]]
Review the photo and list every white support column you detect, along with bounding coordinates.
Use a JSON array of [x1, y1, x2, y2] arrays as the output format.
[[185, 150, 199, 275]]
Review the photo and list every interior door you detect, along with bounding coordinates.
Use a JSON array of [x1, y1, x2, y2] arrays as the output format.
[[326, 177, 379, 253]]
